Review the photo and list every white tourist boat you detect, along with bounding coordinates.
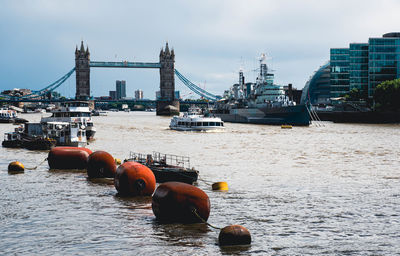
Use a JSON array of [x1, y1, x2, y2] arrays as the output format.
[[43, 121, 87, 147], [41, 101, 96, 140], [0, 108, 18, 123], [169, 108, 225, 131]]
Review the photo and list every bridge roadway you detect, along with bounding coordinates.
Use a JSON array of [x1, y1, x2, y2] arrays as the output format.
[[89, 61, 161, 69]]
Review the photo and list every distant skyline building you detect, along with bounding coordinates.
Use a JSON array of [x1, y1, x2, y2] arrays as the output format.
[[109, 90, 116, 100], [135, 89, 143, 100], [116, 80, 126, 100]]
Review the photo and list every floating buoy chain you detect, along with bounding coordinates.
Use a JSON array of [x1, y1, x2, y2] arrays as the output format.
[[25, 158, 48, 170], [191, 207, 221, 230], [197, 176, 213, 186]]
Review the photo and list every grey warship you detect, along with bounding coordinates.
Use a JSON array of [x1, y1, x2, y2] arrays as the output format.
[[211, 54, 310, 126]]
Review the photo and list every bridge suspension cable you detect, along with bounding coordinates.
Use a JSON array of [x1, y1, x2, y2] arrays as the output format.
[[1, 68, 76, 100], [174, 69, 221, 101]]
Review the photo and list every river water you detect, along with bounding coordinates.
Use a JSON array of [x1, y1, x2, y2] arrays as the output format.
[[1, 112, 399, 255]]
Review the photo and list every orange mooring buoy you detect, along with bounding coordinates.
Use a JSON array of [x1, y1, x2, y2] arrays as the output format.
[[218, 225, 251, 246], [152, 181, 210, 223], [114, 161, 156, 196], [47, 147, 90, 169], [87, 151, 116, 178]]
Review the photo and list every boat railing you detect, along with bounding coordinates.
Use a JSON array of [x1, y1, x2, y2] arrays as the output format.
[[129, 151, 191, 168]]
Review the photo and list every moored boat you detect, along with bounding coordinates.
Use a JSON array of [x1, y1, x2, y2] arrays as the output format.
[[43, 121, 87, 148], [0, 108, 18, 123], [41, 101, 96, 140], [2, 124, 56, 150], [125, 151, 199, 184]]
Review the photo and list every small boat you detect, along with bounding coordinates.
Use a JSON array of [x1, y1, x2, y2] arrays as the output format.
[[2, 124, 56, 150], [0, 108, 18, 123], [43, 121, 87, 148], [125, 151, 199, 184], [169, 107, 225, 131], [41, 101, 96, 140]]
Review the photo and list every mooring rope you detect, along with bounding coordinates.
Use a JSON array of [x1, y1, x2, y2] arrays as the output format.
[[197, 176, 213, 186], [191, 208, 221, 230], [25, 158, 47, 170]]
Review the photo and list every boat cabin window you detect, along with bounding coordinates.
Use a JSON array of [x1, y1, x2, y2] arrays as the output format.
[[215, 122, 220, 126], [203, 122, 208, 126], [196, 122, 201, 126], [209, 122, 215, 126]]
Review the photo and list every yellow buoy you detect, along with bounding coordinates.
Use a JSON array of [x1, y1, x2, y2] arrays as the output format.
[[114, 158, 122, 165], [281, 124, 292, 129], [8, 161, 25, 173], [212, 182, 228, 191]]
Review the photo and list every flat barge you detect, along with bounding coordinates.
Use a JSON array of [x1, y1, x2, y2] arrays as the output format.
[[125, 151, 199, 184]]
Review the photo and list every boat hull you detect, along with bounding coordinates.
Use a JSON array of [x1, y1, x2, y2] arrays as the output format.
[[170, 126, 225, 132], [151, 167, 199, 184], [86, 128, 96, 140], [215, 104, 310, 126]]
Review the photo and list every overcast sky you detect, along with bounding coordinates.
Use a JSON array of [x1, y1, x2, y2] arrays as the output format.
[[1, 0, 399, 99]]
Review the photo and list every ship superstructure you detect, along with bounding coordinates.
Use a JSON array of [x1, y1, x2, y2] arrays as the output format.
[[213, 53, 310, 126]]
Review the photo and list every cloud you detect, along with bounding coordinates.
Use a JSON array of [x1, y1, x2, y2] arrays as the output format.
[[1, 0, 400, 98]]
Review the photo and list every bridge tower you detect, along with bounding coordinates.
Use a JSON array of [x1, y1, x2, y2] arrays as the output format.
[[157, 42, 179, 115], [75, 41, 90, 100]]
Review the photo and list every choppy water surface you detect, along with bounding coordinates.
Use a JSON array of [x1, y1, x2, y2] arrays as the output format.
[[1, 112, 399, 255]]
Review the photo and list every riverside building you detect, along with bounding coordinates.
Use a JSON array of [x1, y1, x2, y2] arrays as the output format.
[[305, 32, 400, 103]]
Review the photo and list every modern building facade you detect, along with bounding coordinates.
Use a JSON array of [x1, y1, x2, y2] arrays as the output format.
[[330, 48, 349, 98], [328, 32, 400, 99], [116, 80, 126, 99], [349, 43, 369, 98], [368, 33, 400, 97], [135, 89, 143, 100]]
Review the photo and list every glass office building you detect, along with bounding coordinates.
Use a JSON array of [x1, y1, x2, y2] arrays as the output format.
[[328, 32, 400, 99], [368, 33, 400, 97], [349, 43, 369, 97], [330, 48, 349, 98], [301, 62, 331, 104]]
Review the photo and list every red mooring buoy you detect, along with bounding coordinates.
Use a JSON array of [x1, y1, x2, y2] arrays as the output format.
[[152, 181, 210, 223], [47, 147, 90, 169], [114, 161, 156, 196], [218, 225, 251, 246], [87, 151, 116, 178], [54, 146, 93, 155]]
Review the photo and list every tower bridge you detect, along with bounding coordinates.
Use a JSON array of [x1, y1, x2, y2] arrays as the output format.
[[1, 41, 221, 115]]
